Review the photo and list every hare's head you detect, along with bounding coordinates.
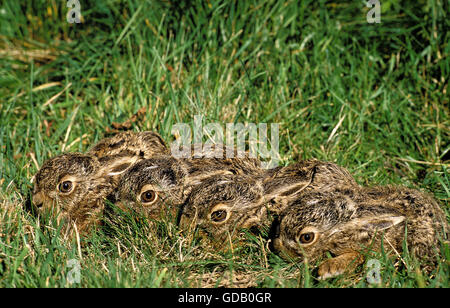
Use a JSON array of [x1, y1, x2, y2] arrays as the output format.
[[271, 187, 406, 264], [32, 153, 98, 211], [32, 152, 137, 232], [262, 159, 357, 214], [115, 156, 188, 219], [178, 175, 268, 243], [88, 131, 168, 158]]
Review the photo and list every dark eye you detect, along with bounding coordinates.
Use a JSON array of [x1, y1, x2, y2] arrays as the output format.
[[58, 181, 73, 193], [210, 210, 227, 222], [140, 190, 157, 204], [299, 232, 315, 244]]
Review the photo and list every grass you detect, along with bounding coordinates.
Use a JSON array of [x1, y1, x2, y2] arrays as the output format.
[[0, 0, 448, 288]]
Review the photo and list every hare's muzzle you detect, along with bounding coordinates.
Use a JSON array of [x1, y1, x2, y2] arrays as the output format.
[[32, 192, 44, 208], [178, 213, 200, 235], [114, 200, 131, 212], [177, 214, 190, 232]]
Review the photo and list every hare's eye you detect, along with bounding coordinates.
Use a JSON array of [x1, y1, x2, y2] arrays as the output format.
[[299, 232, 315, 244], [58, 181, 73, 193], [210, 210, 227, 223], [140, 190, 158, 204]]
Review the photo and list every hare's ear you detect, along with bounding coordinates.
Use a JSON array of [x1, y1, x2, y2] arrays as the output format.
[[263, 179, 315, 214], [99, 155, 139, 177], [338, 215, 405, 233], [360, 216, 405, 231], [264, 177, 312, 199], [264, 165, 316, 199]]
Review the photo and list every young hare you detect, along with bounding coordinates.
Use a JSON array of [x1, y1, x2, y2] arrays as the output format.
[[32, 153, 138, 234], [114, 144, 263, 219], [177, 159, 357, 244], [31, 131, 168, 234], [271, 185, 449, 279]]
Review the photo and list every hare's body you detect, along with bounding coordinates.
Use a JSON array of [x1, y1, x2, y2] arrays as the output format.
[[272, 185, 448, 279], [31, 131, 168, 234], [263, 159, 357, 214], [115, 145, 263, 219], [88, 131, 168, 158]]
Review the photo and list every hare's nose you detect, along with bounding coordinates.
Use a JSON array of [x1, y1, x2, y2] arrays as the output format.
[[32, 192, 44, 208]]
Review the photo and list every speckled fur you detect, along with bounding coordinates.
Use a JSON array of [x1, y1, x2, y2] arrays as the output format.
[[263, 159, 357, 214], [272, 185, 449, 278], [32, 131, 168, 234], [32, 153, 132, 233], [177, 159, 357, 244], [115, 145, 263, 219], [88, 131, 168, 158], [178, 174, 267, 243]]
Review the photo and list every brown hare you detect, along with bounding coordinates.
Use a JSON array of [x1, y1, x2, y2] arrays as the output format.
[[271, 185, 449, 279], [31, 131, 168, 234], [32, 152, 138, 234], [177, 159, 357, 244], [114, 144, 263, 220]]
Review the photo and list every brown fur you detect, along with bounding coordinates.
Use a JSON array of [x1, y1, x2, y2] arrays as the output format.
[[263, 159, 357, 213], [271, 185, 449, 278], [178, 174, 266, 244], [88, 131, 168, 158], [115, 144, 263, 219], [177, 159, 357, 244], [31, 131, 168, 234]]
